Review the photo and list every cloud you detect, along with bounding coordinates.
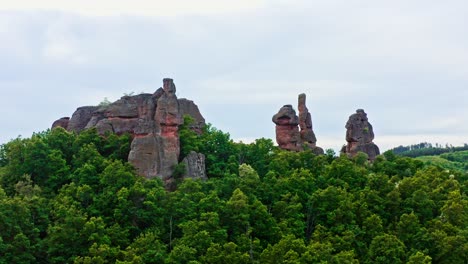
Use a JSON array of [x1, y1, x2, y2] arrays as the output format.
[[0, 0, 266, 17], [0, 1, 467, 151]]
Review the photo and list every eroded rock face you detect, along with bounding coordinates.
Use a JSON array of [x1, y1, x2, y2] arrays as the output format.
[[273, 94, 324, 154], [68, 106, 98, 133], [178, 98, 205, 134], [272, 105, 301, 151], [182, 151, 207, 180], [154, 78, 182, 180], [53, 78, 206, 183], [342, 109, 380, 160], [51, 117, 70, 129], [298, 94, 324, 154]]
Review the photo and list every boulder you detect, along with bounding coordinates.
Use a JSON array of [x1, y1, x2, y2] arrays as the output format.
[[343, 109, 380, 160], [51, 117, 70, 129], [272, 105, 301, 151], [182, 151, 207, 180], [68, 106, 98, 133]]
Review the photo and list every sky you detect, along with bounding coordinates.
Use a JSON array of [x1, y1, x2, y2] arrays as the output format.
[[0, 0, 467, 152]]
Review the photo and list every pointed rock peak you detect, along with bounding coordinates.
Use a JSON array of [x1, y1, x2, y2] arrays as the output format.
[[298, 93, 306, 105]]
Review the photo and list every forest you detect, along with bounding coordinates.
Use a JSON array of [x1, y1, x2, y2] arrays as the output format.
[[391, 142, 468, 158], [0, 120, 467, 263]]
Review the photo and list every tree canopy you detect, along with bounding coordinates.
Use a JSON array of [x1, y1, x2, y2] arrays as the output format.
[[0, 126, 466, 263]]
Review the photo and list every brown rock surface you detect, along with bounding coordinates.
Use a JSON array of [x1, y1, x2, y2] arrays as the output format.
[[182, 151, 207, 180], [343, 109, 380, 160], [272, 105, 301, 151], [68, 106, 99, 133], [273, 95, 324, 154], [154, 78, 182, 180], [178, 98, 205, 133], [53, 78, 205, 183], [51, 117, 70, 129]]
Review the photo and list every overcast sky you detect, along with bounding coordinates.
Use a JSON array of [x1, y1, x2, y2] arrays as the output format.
[[1, 0, 467, 152]]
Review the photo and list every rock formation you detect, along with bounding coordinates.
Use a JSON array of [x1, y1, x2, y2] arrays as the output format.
[[52, 78, 206, 183], [272, 94, 324, 154], [342, 109, 380, 160], [298, 94, 321, 151], [68, 106, 99, 133], [51, 117, 70, 129], [182, 151, 207, 180], [153, 78, 182, 179], [272, 105, 301, 151]]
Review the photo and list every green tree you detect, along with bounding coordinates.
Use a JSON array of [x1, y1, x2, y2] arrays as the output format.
[[368, 234, 406, 264]]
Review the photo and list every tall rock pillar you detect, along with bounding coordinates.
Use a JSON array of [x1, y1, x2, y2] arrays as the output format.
[[273, 94, 324, 154], [155, 78, 182, 180]]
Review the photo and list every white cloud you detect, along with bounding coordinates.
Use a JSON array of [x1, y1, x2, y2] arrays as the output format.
[[0, 1, 467, 151], [42, 19, 88, 64], [0, 0, 266, 17]]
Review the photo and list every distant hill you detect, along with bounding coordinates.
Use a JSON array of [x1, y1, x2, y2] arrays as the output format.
[[390, 143, 468, 173], [416, 150, 468, 173], [391, 142, 468, 157]]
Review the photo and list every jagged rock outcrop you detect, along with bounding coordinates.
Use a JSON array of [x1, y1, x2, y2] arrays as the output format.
[[342, 109, 380, 160], [273, 94, 324, 154], [68, 106, 98, 133], [178, 98, 206, 134], [51, 117, 70, 129], [182, 151, 207, 180], [272, 105, 301, 151], [53, 78, 206, 183]]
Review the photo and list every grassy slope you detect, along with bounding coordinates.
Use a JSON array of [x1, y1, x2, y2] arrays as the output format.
[[416, 150, 468, 173]]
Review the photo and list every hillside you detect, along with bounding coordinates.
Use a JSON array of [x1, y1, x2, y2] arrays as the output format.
[[391, 143, 468, 173], [416, 150, 468, 173], [0, 126, 467, 263]]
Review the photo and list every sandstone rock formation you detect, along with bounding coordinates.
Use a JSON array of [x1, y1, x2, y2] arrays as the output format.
[[182, 151, 207, 180], [52, 78, 206, 183], [153, 78, 182, 179], [342, 109, 380, 160], [273, 94, 324, 154], [68, 106, 98, 133], [272, 105, 301, 151], [51, 117, 70, 129], [178, 98, 206, 134]]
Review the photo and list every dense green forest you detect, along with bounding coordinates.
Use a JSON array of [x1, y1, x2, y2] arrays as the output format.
[[0, 123, 467, 263]]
